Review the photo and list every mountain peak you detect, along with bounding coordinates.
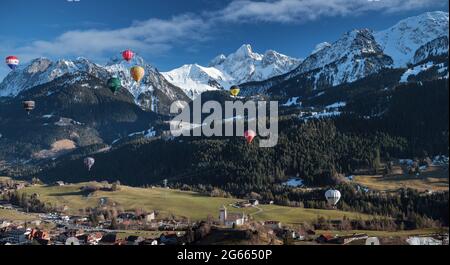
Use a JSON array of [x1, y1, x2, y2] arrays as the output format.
[[374, 11, 449, 67], [209, 54, 227, 67], [235, 44, 254, 56], [225, 44, 263, 61], [163, 44, 301, 99], [311, 42, 331, 55]]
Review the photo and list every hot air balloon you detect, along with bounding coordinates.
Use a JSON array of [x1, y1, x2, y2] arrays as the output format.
[[325, 189, 341, 206], [122, 50, 134, 62], [84, 157, 95, 171], [230, 85, 240, 97], [23, 101, 35, 115], [244, 130, 256, 144], [130, 66, 145, 83], [6, 56, 19, 70], [107, 77, 122, 94]]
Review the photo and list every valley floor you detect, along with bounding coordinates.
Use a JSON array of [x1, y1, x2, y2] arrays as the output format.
[[18, 182, 373, 223]]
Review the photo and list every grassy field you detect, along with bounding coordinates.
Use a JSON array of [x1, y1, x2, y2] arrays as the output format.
[[354, 165, 449, 192], [315, 228, 447, 237], [18, 182, 373, 224], [0, 208, 38, 222]]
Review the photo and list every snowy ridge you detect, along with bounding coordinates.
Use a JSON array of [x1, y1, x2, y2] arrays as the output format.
[[413, 36, 449, 64], [374, 11, 449, 67], [212, 44, 302, 85], [289, 29, 393, 87], [0, 57, 105, 97], [0, 55, 188, 113], [242, 11, 448, 95], [162, 64, 233, 99], [162, 44, 301, 99]]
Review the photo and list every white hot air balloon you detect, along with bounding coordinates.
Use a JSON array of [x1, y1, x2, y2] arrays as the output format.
[[325, 189, 341, 206], [84, 157, 95, 171]]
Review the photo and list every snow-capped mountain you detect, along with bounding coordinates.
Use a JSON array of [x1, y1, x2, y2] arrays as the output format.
[[162, 64, 233, 99], [241, 11, 449, 96], [162, 44, 301, 99], [0, 57, 104, 98], [0, 56, 189, 114], [211, 44, 301, 84], [374, 11, 449, 67], [284, 29, 393, 88]]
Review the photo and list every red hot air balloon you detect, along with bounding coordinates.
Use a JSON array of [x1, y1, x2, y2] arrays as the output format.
[[244, 130, 256, 144], [122, 50, 134, 62]]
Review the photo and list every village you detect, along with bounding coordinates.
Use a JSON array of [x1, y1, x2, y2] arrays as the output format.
[[1, 155, 449, 246], [1, 179, 448, 246]]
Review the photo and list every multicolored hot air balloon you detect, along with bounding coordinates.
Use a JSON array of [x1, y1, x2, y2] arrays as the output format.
[[84, 157, 95, 171], [23, 101, 35, 115], [130, 66, 145, 83], [122, 50, 134, 62], [244, 130, 256, 144], [6, 56, 19, 70], [230, 85, 240, 97], [325, 189, 341, 206], [107, 77, 122, 94]]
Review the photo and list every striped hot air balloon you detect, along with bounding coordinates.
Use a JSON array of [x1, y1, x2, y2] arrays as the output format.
[[122, 50, 134, 62], [325, 189, 341, 206], [6, 56, 19, 70], [22, 101, 35, 115]]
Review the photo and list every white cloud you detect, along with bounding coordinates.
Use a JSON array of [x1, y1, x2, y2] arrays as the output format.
[[11, 14, 209, 62], [213, 0, 445, 23]]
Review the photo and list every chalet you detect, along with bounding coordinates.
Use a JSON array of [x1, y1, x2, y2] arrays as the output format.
[[0, 220, 11, 229], [53, 181, 65, 187], [249, 199, 259, 206], [264, 221, 282, 230], [316, 234, 335, 244], [87, 232, 103, 245], [144, 212, 156, 223], [13, 183, 25, 190], [27, 229, 50, 241]]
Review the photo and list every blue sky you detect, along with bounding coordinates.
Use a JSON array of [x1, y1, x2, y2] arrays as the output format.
[[0, 0, 448, 79]]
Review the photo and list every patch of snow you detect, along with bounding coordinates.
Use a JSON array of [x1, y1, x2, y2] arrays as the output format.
[[42, 114, 54, 119], [400, 62, 434, 82], [282, 97, 301, 107], [326, 101, 346, 109], [283, 178, 304, 188]]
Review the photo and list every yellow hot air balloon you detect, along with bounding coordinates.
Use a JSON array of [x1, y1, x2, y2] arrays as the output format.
[[130, 66, 145, 83], [230, 85, 240, 97]]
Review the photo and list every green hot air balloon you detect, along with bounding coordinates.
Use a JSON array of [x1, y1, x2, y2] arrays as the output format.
[[107, 77, 122, 94]]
